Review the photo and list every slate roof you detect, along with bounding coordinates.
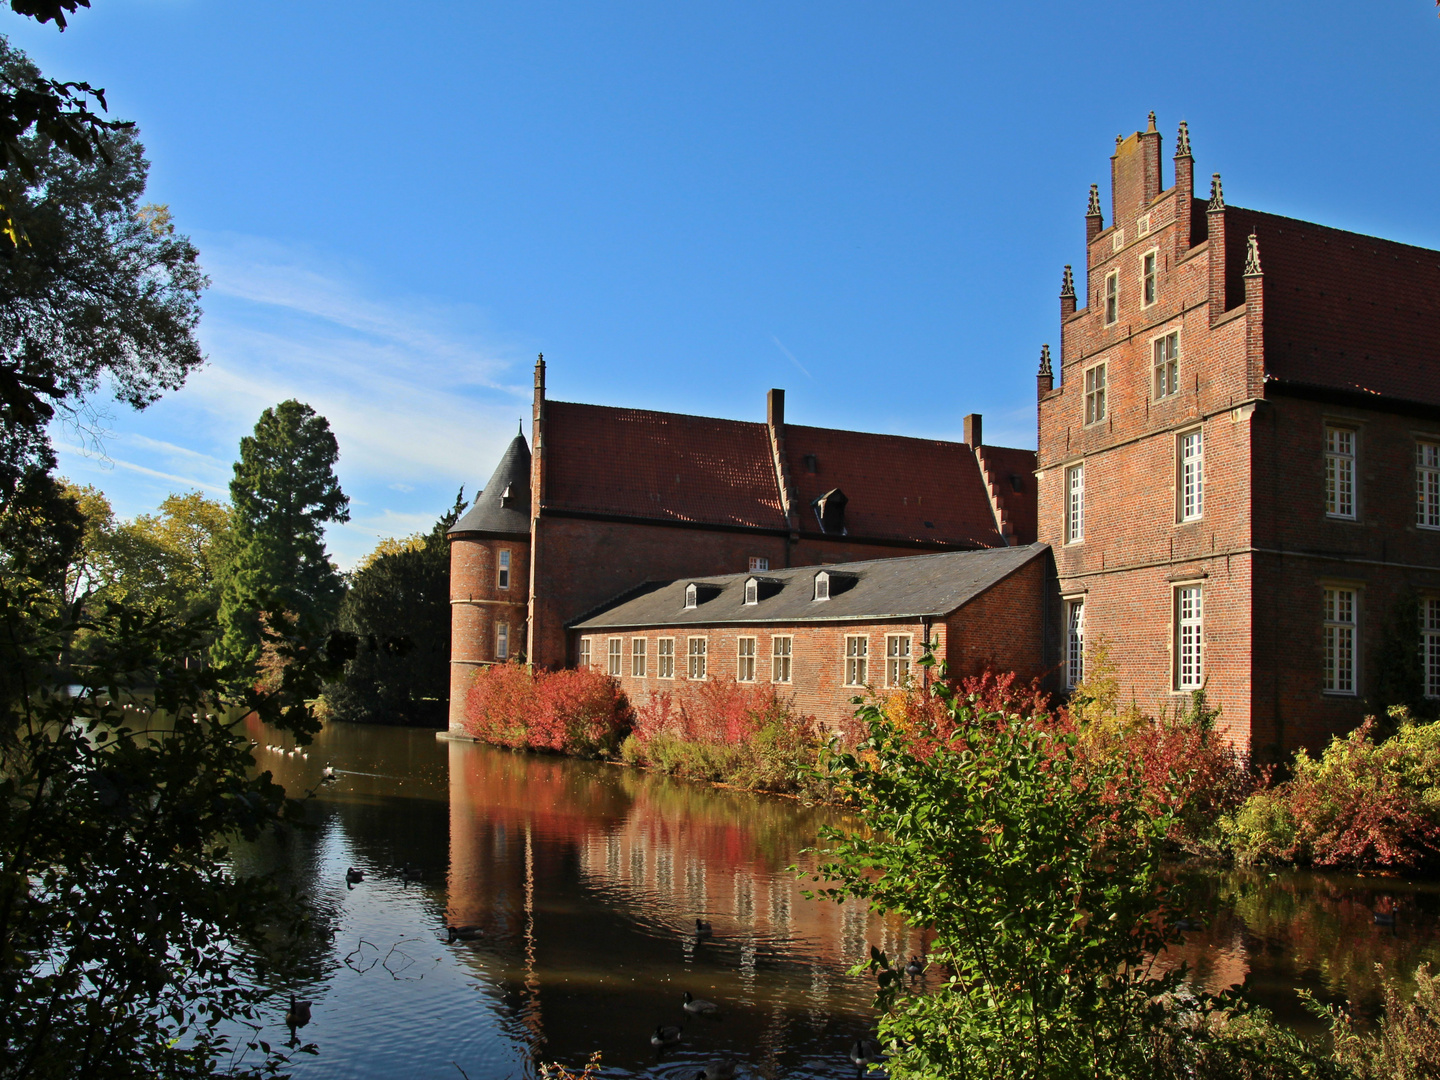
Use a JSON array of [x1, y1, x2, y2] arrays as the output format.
[[1222, 206, 1440, 407], [542, 399, 1037, 545], [571, 543, 1049, 629], [449, 432, 531, 538]]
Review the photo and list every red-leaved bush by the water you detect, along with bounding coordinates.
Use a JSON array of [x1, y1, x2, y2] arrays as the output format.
[[463, 662, 631, 757], [1226, 715, 1440, 871]]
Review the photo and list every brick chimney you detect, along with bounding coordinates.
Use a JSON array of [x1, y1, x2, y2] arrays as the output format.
[[963, 413, 983, 448]]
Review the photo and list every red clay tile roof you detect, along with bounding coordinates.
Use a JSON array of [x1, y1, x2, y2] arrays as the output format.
[[543, 401, 788, 529], [782, 424, 1005, 546], [1225, 207, 1440, 405]]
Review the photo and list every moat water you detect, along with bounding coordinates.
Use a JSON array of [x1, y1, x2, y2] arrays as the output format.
[[239, 720, 1440, 1079]]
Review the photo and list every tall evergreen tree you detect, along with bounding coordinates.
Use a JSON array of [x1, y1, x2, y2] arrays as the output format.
[[214, 400, 349, 675]]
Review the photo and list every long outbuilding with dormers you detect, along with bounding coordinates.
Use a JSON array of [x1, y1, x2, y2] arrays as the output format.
[[569, 543, 1056, 729]]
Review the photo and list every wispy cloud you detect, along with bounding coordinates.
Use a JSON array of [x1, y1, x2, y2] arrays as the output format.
[[771, 335, 813, 380], [52, 442, 229, 495]]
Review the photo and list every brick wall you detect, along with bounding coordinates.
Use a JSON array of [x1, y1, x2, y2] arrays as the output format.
[[449, 536, 530, 730]]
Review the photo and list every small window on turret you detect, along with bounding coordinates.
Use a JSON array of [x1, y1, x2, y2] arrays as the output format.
[[498, 550, 511, 589]]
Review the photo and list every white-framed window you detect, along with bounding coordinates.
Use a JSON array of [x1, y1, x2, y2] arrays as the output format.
[[748, 556, 769, 572], [1178, 429, 1204, 522], [657, 637, 675, 679], [744, 578, 758, 605], [1325, 425, 1357, 519], [737, 637, 756, 682], [684, 583, 698, 609], [814, 572, 830, 602], [1066, 463, 1085, 544], [1111, 229, 1125, 252], [631, 637, 647, 678], [497, 549, 511, 589], [496, 622, 509, 660], [1136, 213, 1151, 238], [578, 637, 591, 670], [844, 635, 868, 687], [1141, 249, 1158, 307], [1323, 587, 1358, 695], [607, 637, 623, 677], [1418, 441, 1440, 529], [687, 637, 708, 680], [1423, 599, 1440, 700], [1153, 330, 1179, 399], [1104, 271, 1119, 324], [1064, 598, 1084, 688], [1175, 585, 1203, 691], [1084, 363, 1106, 425], [772, 636, 792, 683], [885, 634, 912, 687]]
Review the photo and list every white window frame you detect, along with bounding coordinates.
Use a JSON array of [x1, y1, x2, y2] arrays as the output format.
[[1064, 598, 1084, 689], [844, 635, 869, 687], [1323, 587, 1358, 695], [1418, 441, 1440, 529], [748, 556, 769, 572], [1103, 270, 1119, 324], [1174, 585, 1203, 691], [814, 572, 830, 602], [885, 634, 912, 687], [737, 636, 756, 682], [687, 636, 708, 680], [1423, 598, 1440, 700], [744, 578, 758, 605], [657, 637, 675, 680], [578, 637, 591, 670], [1065, 463, 1085, 544], [1084, 363, 1106, 426], [607, 637, 623, 678], [684, 583, 698, 609], [496, 622, 509, 660], [631, 637, 647, 678], [1325, 425, 1357, 520], [1140, 247, 1158, 308], [1178, 428, 1204, 523], [497, 549, 511, 589], [771, 635, 792, 684], [1153, 330, 1180, 400]]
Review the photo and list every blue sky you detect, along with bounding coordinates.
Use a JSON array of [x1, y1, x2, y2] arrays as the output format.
[[14, 1, 1440, 567]]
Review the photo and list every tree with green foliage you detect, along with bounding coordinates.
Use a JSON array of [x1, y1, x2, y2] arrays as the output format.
[[324, 491, 463, 726], [214, 400, 349, 677], [812, 654, 1333, 1079], [0, 34, 205, 493]]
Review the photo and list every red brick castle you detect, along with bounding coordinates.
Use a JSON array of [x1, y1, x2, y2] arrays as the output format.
[[450, 116, 1440, 760]]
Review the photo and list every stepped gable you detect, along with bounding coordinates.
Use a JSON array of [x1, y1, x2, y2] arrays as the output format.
[[783, 424, 1008, 547], [543, 401, 787, 529], [450, 431, 531, 538], [1224, 206, 1440, 406], [976, 444, 1039, 544], [571, 543, 1050, 629]]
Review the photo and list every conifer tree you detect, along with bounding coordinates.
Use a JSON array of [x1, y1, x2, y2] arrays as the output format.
[[213, 400, 349, 675]]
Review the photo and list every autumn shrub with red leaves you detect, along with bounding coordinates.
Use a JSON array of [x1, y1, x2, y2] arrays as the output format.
[[622, 678, 820, 792], [463, 662, 631, 758], [1226, 713, 1440, 871]]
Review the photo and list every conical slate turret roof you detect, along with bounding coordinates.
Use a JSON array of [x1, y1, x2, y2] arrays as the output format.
[[449, 431, 531, 538]]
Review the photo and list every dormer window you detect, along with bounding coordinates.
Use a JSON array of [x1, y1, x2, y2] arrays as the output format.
[[684, 583, 698, 609], [814, 572, 830, 602], [744, 578, 758, 605], [813, 488, 848, 535], [500, 484, 514, 507]]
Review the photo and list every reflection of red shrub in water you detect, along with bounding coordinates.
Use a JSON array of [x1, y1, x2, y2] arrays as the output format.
[[463, 663, 632, 757]]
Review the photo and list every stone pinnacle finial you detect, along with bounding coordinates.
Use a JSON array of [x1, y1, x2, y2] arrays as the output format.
[[518, 419, 524, 436], [1087, 184, 1102, 217], [1208, 173, 1224, 212], [1115, 134, 1124, 149], [1060, 265, 1075, 298], [1175, 120, 1192, 158], [1147, 111, 1157, 132], [1244, 232, 1263, 277], [1038, 344, 1053, 378]]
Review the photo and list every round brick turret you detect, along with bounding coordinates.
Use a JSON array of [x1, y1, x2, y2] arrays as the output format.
[[448, 431, 531, 732]]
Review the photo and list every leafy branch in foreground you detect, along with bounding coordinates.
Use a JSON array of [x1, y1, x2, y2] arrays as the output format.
[[808, 653, 1334, 1080]]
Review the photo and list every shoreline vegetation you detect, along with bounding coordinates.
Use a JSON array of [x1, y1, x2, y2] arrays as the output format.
[[460, 646, 1440, 878]]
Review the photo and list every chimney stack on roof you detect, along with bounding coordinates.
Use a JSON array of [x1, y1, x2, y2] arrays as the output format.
[[767, 387, 785, 428], [963, 413, 983, 448]]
